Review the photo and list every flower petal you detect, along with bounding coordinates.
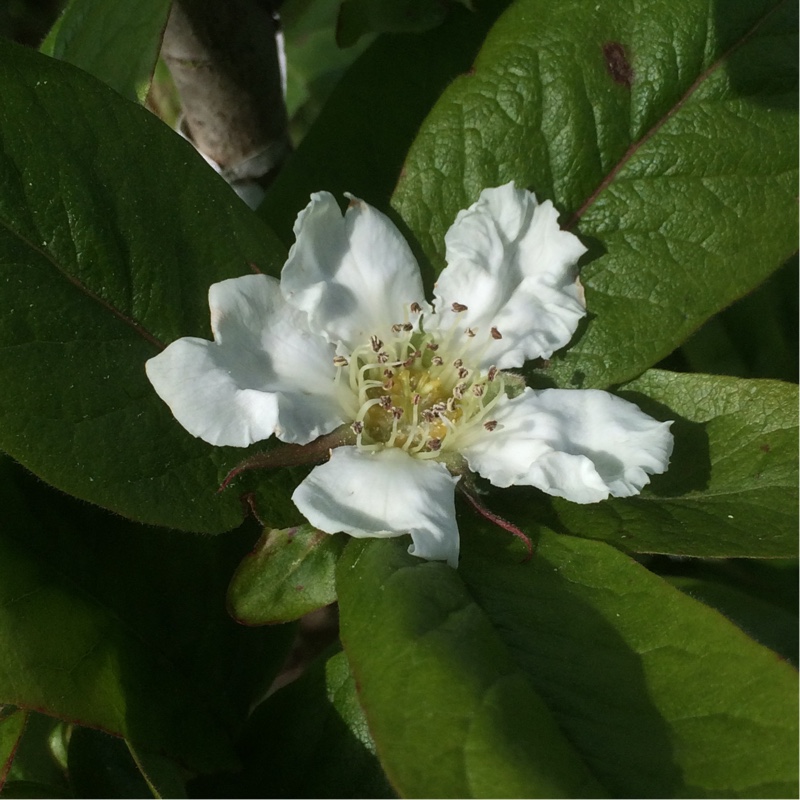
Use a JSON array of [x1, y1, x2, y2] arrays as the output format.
[[292, 447, 461, 567], [432, 183, 587, 370], [460, 387, 673, 503], [281, 192, 428, 349], [146, 274, 348, 447]]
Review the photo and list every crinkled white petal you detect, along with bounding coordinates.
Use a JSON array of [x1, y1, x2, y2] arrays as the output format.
[[460, 387, 673, 503], [292, 447, 461, 567], [281, 192, 429, 350], [146, 274, 349, 447], [431, 182, 587, 370]]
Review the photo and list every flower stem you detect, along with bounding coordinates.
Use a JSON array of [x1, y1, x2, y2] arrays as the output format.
[[458, 485, 534, 562]]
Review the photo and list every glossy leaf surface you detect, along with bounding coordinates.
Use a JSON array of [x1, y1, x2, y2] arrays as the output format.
[[40, 0, 172, 102], [338, 533, 798, 797], [392, 0, 797, 389], [0, 39, 289, 532]]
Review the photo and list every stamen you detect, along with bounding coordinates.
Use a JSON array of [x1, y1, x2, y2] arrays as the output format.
[[410, 302, 422, 314], [487, 366, 498, 382], [490, 327, 503, 340], [370, 335, 383, 352], [466, 328, 476, 338], [427, 438, 442, 451], [473, 384, 485, 397], [426, 342, 439, 351], [333, 355, 348, 367], [432, 356, 444, 367], [351, 421, 364, 434], [379, 395, 392, 410], [403, 323, 413, 332], [453, 359, 463, 368], [457, 367, 469, 380], [483, 420, 497, 431], [451, 302, 468, 313]]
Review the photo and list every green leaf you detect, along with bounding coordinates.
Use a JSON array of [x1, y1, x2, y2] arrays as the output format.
[[336, 538, 606, 798], [0, 456, 295, 774], [459, 525, 799, 797], [392, 0, 797, 389], [219, 650, 394, 798], [0, 38, 290, 532], [5, 714, 68, 792], [338, 528, 797, 796], [545, 370, 798, 557], [126, 744, 187, 800], [259, 0, 511, 245], [228, 525, 347, 625], [40, 0, 171, 103], [666, 575, 798, 666], [0, 709, 26, 789]]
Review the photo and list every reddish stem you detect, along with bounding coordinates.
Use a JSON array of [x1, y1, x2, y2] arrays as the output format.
[[459, 486, 534, 562]]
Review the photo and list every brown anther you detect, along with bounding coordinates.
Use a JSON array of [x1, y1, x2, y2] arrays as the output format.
[[427, 438, 442, 451], [490, 326, 503, 340], [446, 397, 457, 413], [383, 378, 395, 390], [426, 342, 439, 351], [403, 352, 420, 367], [453, 382, 467, 399], [458, 367, 469, 380], [383, 369, 394, 378], [413, 393, 422, 406], [392, 323, 404, 333], [422, 410, 435, 422], [466, 328, 476, 338], [432, 356, 444, 366], [453, 359, 463, 368], [451, 302, 468, 313], [472, 384, 485, 397], [391, 406, 404, 419], [487, 366, 498, 382], [483, 420, 498, 432], [379, 395, 392, 410], [370, 335, 383, 352], [410, 302, 422, 314], [351, 421, 364, 434], [431, 402, 447, 414], [403, 323, 413, 332], [333, 355, 348, 367], [377, 352, 390, 363]]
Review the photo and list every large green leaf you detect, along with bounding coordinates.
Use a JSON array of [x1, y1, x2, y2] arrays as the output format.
[[40, 0, 172, 103], [339, 532, 798, 797], [540, 370, 798, 557], [392, 0, 797, 389], [259, 0, 511, 244], [0, 456, 295, 774], [0, 39, 291, 532], [337, 539, 605, 798]]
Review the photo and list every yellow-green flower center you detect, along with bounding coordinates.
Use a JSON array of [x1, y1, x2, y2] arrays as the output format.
[[334, 316, 505, 459]]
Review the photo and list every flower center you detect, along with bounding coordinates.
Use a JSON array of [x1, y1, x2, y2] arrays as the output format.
[[333, 308, 505, 459]]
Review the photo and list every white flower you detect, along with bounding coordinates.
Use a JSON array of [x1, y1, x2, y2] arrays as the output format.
[[146, 183, 673, 567]]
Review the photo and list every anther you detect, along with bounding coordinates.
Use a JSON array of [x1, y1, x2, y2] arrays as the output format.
[[333, 355, 348, 367], [410, 302, 422, 314], [422, 409, 435, 422], [403, 323, 413, 331], [472, 384, 485, 397], [483, 420, 498, 431], [383, 369, 394, 378], [377, 352, 390, 363], [427, 438, 442, 451], [426, 342, 439, 351], [466, 328, 476, 338], [351, 421, 364, 434], [452, 302, 468, 313], [413, 393, 422, 406], [487, 366, 498, 382], [379, 395, 392, 410], [392, 323, 404, 333], [490, 327, 503, 340], [391, 407, 404, 419], [431, 356, 444, 366], [370, 335, 383, 352], [457, 367, 469, 380], [453, 382, 467, 399], [384, 378, 394, 390], [446, 397, 457, 412], [453, 359, 463, 368]]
